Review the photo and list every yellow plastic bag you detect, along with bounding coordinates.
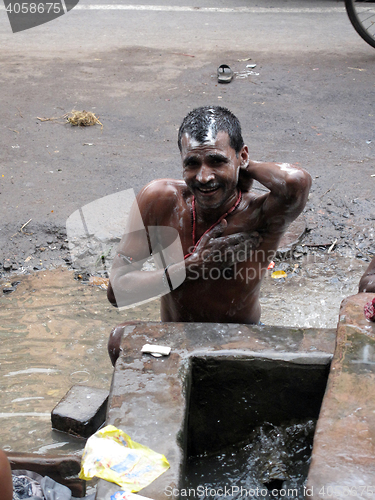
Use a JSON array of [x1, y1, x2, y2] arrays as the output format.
[[79, 425, 170, 492]]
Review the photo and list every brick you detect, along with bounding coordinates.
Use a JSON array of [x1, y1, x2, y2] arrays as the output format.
[[51, 385, 109, 438]]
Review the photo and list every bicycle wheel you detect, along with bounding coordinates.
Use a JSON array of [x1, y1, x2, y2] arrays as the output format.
[[345, 0, 375, 48]]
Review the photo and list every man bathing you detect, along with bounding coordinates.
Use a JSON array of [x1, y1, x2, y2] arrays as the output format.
[[107, 106, 312, 365]]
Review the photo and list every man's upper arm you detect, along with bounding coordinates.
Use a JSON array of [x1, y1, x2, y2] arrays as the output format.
[[107, 185, 155, 305], [107, 180, 177, 303], [114, 185, 156, 262], [259, 165, 312, 232]]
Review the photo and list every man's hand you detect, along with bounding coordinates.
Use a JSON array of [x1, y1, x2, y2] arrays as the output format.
[[185, 220, 262, 278]]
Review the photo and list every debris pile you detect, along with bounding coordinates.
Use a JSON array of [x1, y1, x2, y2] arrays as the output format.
[[67, 110, 102, 128], [37, 110, 103, 129]]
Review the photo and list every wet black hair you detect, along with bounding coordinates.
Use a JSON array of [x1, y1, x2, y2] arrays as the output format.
[[177, 106, 244, 155]]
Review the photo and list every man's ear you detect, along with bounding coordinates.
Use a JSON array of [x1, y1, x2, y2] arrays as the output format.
[[239, 145, 249, 167], [237, 146, 253, 192]]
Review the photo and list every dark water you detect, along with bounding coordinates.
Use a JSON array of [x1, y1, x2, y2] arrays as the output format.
[[185, 419, 316, 500]]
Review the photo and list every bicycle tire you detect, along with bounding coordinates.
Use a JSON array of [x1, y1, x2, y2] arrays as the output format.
[[345, 0, 375, 48]]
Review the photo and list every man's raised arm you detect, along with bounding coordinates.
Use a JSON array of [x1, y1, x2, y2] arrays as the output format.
[[239, 159, 312, 231]]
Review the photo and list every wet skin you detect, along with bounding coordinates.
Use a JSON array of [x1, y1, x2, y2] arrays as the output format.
[[107, 132, 311, 364], [359, 256, 375, 293], [0, 450, 13, 500]]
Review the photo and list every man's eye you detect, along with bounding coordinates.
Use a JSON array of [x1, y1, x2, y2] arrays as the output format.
[[185, 159, 199, 167], [211, 157, 225, 165]]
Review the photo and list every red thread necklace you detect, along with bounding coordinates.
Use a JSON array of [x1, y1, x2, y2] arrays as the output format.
[[184, 190, 242, 259]]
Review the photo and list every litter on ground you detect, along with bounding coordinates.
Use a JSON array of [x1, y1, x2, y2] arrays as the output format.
[[67, 110, 103, 128], [37, 110, 103, 129]]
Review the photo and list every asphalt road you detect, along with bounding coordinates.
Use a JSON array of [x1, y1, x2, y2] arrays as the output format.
[[0, 0, 374, 273]]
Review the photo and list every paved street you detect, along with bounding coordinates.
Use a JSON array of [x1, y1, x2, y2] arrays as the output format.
[[0, 0, 374, 267]]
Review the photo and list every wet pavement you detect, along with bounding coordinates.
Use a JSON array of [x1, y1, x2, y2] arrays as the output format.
[[1, 2, 375, 271]]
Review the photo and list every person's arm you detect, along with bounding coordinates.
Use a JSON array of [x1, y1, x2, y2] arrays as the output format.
[[0, 450, 13, 500], [107, 180, 182, 308], [239, 160, 312, 231], [359, 256, 375, 293]]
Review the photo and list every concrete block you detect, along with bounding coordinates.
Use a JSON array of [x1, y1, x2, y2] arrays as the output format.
[[51, 385, 109, 438]]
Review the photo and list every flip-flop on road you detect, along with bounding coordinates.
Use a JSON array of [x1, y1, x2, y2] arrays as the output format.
[[217, 64, 233, 83]]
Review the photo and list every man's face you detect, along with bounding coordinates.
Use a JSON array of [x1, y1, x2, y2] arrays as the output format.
[[181, 131, 248, 210]]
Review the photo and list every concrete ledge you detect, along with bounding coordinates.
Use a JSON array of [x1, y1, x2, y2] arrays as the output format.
[[307, 293, 375, 499], [95, 322, 335, 500]]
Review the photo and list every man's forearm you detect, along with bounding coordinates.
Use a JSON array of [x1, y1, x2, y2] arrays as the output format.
[[108, 267, 172, 307], [245, 160, 312, 198], [108, 260, 187, 307]]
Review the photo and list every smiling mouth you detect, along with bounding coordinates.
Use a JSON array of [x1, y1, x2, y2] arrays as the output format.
[[196, 185, 220, 194]]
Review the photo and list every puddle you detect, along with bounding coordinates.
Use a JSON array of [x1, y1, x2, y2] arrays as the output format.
[[260, 254, 368, 328], [0, 254, 367, 454], [0, 267, 160, 454]]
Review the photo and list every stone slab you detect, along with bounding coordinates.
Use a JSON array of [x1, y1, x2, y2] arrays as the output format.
[[95, 322, 336, 500], [307, 293, 375, 499], [51, 385, 109, 438]]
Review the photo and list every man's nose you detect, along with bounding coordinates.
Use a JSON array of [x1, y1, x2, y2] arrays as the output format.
[[196, 164, 215, 184]]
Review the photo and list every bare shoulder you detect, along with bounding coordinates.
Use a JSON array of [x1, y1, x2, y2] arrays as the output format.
[[359, 256, 375, 293], [240, 160, 311, 235], [137, 178, 186, 205], [136, 179, 186, 223], [138, 178, 183, 198]]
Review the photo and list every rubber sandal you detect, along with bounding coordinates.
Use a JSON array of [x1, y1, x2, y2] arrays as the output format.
[[217, 64, 233, 83]]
